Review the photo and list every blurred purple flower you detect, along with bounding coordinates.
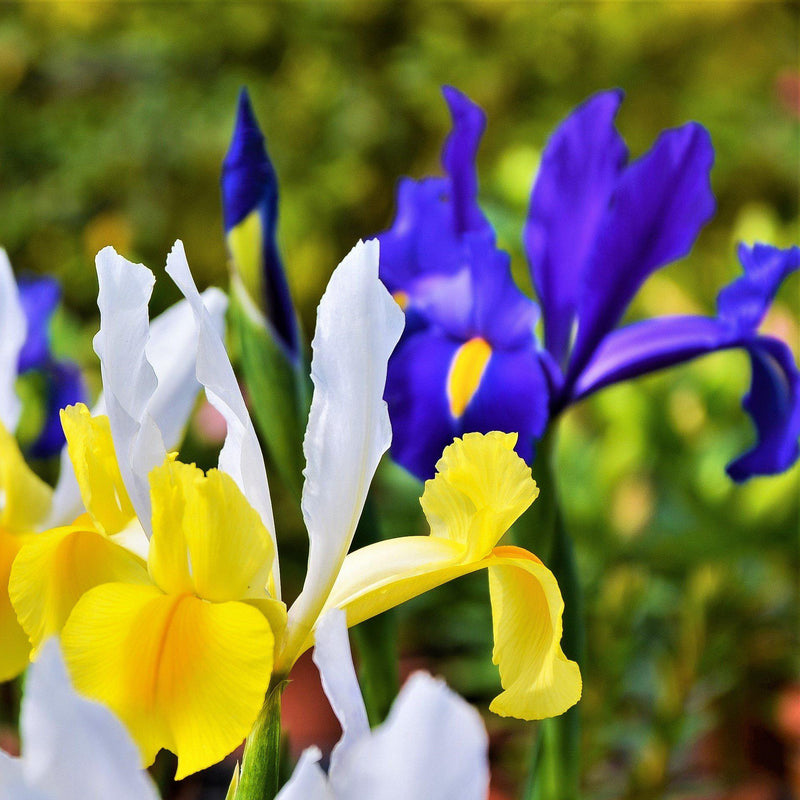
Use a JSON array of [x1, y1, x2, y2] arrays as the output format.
[[16, 276, 85, 458], [377, 87, 800, 482]]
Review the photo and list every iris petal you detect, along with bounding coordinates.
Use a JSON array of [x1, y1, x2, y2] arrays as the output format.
[[573, 317, 800, 481], [566, 121, 716, 384], [62, 583, 274, 779], [148, 460, 274, 602], [9, 523, 149, 653], [16, 276, 60, 374], [524, 89, 627, 365]]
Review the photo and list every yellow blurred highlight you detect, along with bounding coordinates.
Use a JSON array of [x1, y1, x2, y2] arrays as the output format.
[[83, 212, 132, 263], [611, 475, 654, 540], [667, 387, 707, 438]]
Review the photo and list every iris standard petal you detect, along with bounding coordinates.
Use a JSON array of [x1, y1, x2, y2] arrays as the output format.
[[61, 583, 275, 779], [413, 233, 539, 350], [440, 85, 490, 236], [421, 431, 537, 557], [46, 288, 226, 529], [717, 243, 800, 332], [0, 249, 27, 432], [94, 246, 164, 533], [60, 405, 135, 535], [16, 276, 60, 374], [567, 122, 716, 384], [145, 287, 228, 452], [18, 640, 160, 800], [9, 522, 149, 653], [222, 89, 298, 355], [148, 460, 274, 602], [378, 177, 476, 300], [573, 317, 800, 481], [524, 89, 627, 365], [281, 240, 404, 668], [166, 241, 279, 591], [384, 329, 460, 481]]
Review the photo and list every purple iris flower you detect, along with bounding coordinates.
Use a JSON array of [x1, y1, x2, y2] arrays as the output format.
[[377, 87, 800, 482], [16, 276, 85, 457], [221, 88, 299, 358]]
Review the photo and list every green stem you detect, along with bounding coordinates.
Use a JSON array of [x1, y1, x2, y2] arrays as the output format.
[[517, 431, 584, 800], [235, 680, 286, 800]]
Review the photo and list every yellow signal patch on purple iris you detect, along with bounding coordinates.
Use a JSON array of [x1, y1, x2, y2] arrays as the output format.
[[447, 337, 491, 418]]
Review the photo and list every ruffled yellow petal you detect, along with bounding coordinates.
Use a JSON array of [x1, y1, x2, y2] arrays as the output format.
[[487, 546, 582, 719], [61, 404, 135, 534], [62, 583, 275, 779], [421, 432, 538, 559], [0, 420, 52, 532], [148, 460, 274, 602], [0, 528, 32, 681], [318, 539, 580, 720], [9, 522, 149, 652]]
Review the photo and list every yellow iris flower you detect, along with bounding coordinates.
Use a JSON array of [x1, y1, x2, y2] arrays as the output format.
[[7, 239, 581, 779]]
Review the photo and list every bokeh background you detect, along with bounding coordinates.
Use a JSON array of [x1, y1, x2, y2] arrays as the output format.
[[0, 2, 798, 799]]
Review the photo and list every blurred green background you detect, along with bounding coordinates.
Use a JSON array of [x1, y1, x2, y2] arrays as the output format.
[[1, 2, 798, 799]]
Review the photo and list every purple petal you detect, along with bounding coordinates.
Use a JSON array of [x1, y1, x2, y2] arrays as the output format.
[[727, 336, 800, 481], [17, 276, 60, 373], [717, 242, 800, 333], [524, 90, 627, 365], [221, 88, 298, 355], [413, 233, 539, 350], [441, 86, 490, 235], [379, 177, 468, 295], [460, 347, 550, 465], [572, 316, 800, 481], [378, 88, 493, 304], [385, 329, 460, 481], [572, 315, 732, 400], [567, 122, 716, 384], [29, 361, 87, 458]]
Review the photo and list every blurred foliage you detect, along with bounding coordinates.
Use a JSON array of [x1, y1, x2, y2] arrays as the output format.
[[0, 2, 798, 798]]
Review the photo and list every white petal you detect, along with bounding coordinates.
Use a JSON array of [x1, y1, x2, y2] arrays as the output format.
[[47, 290, 226, 529], [275, 748, 334, 800], [284, 240, 404, 658], [20, 639, 159, 800], [93, 246, 164, 534], [145, 287, 227, 450], [333, 673, 490, 800], [313, 610, 369, 778], [0, 249, 26, 432], [165, 240, 279, 593]]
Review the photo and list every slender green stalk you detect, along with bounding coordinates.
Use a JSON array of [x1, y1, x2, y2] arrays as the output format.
[[235, 680, 286, 800], [517, 432, 585, 800]]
